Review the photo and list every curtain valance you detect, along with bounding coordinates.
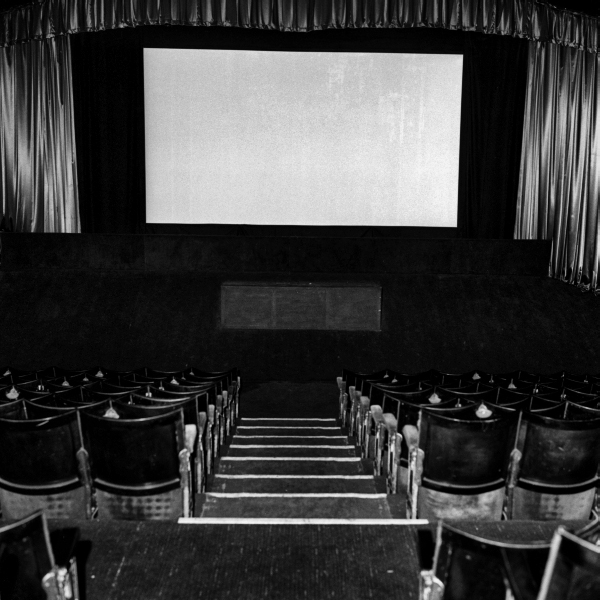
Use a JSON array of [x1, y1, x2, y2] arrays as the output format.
[[0, 0, 599, 52]]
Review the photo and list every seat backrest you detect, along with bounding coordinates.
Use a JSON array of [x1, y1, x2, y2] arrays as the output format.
[[124, 394, 204, 424], [538, 527, 600, 600], [430, 521, 550, 600], [517, 409, 600, 489], [0, 411, 83, 491], [0, 509, 56, 600], [0, 399, 27, 419], [434, 386, 497, 404], [418, 405, 519, 492], [80, 408, 186, 494]]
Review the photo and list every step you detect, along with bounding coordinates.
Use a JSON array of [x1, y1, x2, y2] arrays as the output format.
[[217, 458, 366, 476], [236, 426, 342, 437], [239, 418, 338, 427], [210, 476, 379, 494], [231, 436, 349, 446], [225, 446, 357, 458], [198, 495, 393, 519]]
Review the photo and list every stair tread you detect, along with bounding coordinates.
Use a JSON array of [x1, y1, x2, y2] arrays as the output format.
[[210, 477, 379, 494], [199, 496, 393, 519], [225, 447, 357, 458], [217, 459, 367, 476]]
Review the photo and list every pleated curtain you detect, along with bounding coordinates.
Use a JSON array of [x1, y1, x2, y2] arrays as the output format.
[[515, 41, 600, 291], [1, 0, 599, 52], [0, 36, 79, 232]]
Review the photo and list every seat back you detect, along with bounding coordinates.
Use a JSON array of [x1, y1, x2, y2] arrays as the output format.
[[80, 408, 186, 495], [517, 409, 600, 491], [0, 411, 83, 492], [0, 510, 57, 600], [425, 522, 550, 600], [538, 527, 600, 600], [418, 404, 519, 493]]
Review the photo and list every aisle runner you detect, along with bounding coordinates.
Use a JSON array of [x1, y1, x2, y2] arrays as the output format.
[[185, 418, 422, 523]]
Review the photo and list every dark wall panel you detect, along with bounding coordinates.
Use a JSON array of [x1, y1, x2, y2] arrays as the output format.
[[221, 283, 381, 331], [3, 234, 596, 383]]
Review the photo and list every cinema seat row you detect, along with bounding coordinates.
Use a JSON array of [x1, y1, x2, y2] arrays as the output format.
[[338, 368, 600, 521], [0, 365, 240, 520], [418, 518, 600, 600]]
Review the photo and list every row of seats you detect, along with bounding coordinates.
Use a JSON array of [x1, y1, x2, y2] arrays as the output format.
[[0, 365, 240, 520], [419, 519, 600, 600], [337, 368, 600, 521]]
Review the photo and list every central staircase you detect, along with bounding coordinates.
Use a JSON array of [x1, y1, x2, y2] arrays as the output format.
[[195, 417, 397, 521]]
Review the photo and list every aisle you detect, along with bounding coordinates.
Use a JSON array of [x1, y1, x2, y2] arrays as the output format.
[[195, 417, 394, 520]]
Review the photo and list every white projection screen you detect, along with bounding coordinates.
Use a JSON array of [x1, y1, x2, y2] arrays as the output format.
[[144, 48, 463, 227]]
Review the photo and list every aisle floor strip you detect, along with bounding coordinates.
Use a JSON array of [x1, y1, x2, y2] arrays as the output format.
[[180, 518, 429, 525], [214, 475, 373, 479], [241, 418, 337, 422], [206, 493, 387, 498], [235, 435, 346, 439], [237, 426, 340, 430], [220, 457, 361, 462], [229, 445, 351, 449]]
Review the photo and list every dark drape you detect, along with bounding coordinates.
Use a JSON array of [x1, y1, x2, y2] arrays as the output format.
[[457, 32, 529, 238], [70, 28, 145, 234], [70, 25, 528, 237]]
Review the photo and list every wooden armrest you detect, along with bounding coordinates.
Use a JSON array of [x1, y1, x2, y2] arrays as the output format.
[[402, 424, 419, 451], [184, 424, 198, 454], [198, 412, 207, 431], [371, 405, 385, 425], [383, 413, 398, 434]]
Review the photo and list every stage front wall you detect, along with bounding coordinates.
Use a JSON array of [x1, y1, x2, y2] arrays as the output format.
[[5, 233, 599, 383]]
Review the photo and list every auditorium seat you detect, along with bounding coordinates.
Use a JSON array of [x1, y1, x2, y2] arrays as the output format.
[[506, 403, 600, 520], [0, 398, 27, 419], [80, 408, 193, 520], [125, 393, 208, 492], [0, 509, 80, 600], [134, 384, 219, 469], [537, 526, 600, 599], [0, 410, 92, 519], [406, 403, 519, 520], [420, 521, 551, 600]]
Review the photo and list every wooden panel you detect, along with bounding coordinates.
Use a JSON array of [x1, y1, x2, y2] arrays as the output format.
[[221, 283, 381, 331]]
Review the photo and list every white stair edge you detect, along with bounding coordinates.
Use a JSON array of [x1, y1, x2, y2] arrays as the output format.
[[220, 457, 361, 462], [205, 493, 388, 498], [214, 475, 373, 479], [180, 518, 429, 525], [237, 426, 340, 430], [241, 418, 337, 422], [235, 435, 346, 439], [228, 445, 352, 449]]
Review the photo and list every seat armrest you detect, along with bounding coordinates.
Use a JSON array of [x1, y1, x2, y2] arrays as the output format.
[[402, 424, 419, 451], [198, 411, 207, 432], [184, 424, 198, 454], [383, 413, 398, 435], [371, 405, 385, 425]]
